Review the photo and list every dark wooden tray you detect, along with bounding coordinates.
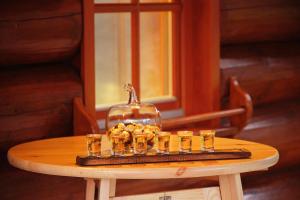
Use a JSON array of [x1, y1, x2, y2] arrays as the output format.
[[76, 149, 251, 166]]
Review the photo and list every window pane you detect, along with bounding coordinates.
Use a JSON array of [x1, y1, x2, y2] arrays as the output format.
[[95, 13, 131, 106], [140, 0, 173, 3], [95, 0, 131, 3], [140, 12, 173, 100]]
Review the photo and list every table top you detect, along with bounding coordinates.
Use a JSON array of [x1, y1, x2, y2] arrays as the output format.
[[8, 136, 279, 179]]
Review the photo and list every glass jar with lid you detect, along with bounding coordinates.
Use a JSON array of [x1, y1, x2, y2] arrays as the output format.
[[106, 84, 161, 155]]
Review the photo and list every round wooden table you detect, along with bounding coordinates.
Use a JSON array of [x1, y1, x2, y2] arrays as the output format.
[[8, 136, 279, 200]]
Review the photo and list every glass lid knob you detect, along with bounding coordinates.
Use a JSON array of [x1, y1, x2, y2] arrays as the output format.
[[124, 83, 139, 105]]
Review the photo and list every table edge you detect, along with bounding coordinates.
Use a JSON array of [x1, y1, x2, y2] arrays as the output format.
[[7, 137, 279, 179]]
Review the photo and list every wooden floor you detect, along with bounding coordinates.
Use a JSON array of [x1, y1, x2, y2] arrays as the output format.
[[235, 98, 300, 170], [242, 166, 300, 200]]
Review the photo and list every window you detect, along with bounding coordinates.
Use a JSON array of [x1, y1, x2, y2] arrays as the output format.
[[95, 10, 174, 106], [82, 0, 220, 121], [95, 12, 132, 105], [82, 0, 181, 118]]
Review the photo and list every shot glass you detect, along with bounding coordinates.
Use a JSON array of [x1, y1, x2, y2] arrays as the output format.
[[133, 131, 147, 155], [200, 130, 215, 152], [86, 134, 102, 156], [157, 131, 171, 154], [177, 131, 193, 153], [111, 134, 126, 156]]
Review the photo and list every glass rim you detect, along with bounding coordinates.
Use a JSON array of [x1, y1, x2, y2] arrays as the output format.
[[158, 131, 171, 136], [86, 134, 102, 137], [199, 130, 216, 135], [177, 130, 193, 136]]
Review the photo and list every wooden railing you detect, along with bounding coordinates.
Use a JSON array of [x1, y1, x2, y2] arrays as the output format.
[[162, 108, 244, 130], [73, 77, 252, 136], [162, 77, 253, 135]]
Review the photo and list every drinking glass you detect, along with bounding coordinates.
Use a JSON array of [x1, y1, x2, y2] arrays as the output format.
[[111, 134, 126, 156], [177, 131, 193, 153], [200, 130, 215, 152], [86, 134, 102, 156], [133, 131, 147, 154], [157, 131, 171, 154]]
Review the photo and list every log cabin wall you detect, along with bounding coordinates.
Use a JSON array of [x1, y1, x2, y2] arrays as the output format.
[[220, 0, 300, 199], [0, 0, 83, 154], [220, 0, 300, 105], [0, 1, 84, 199]]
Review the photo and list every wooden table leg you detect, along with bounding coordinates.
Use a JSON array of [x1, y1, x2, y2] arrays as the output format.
[[219, 174, 243, 200], [109, 179, 116, 198], [85, 178, 96, 200], [98, 178, 116, 200]]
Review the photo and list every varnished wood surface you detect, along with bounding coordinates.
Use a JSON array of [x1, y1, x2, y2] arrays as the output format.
[[162, 108, 244, 130], [8, 136, 278, 179], [162, 77, 252, 133], [237, 98, 300, 170], [73, 97, 100, 136], [0, 0, 81, 21], [221, 0, 299, 10], [221, 42, 300, 106], [82, 0, 96, 116], [221, 0, 300, 44], [0, 0, 82, 66], [77, 149, 251, 166], [0, 64, 82, 153], [180, 0, 220, 117], [113, 187, 221, 200], [242, 165, 300, 200], [0, 64, 82, 116], [228, 77, 252, 130]]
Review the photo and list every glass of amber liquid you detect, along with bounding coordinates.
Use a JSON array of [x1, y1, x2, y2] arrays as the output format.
[[86, 134, 102, 156], [200, 130, 215, 152], [133, 131, 147, 154], [177, 131, 193, 153], [157, 131, 171, 154], [111, 134, 126, 156]]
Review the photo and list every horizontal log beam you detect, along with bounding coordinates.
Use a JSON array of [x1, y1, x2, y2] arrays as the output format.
[[94, 3, 181, 13], [0, 0, 82, 66], [221, 0, 299, 11], [221, 2, 300, 44], [0, 64, 82, 116], [162, 108, 244, 130], [221, 42, 300, 105]]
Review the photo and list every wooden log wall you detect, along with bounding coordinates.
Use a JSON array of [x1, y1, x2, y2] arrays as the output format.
[[221, 42, 300, 105], [0, 0, 83, 153], [221, 0, 300, 44], [220, 0, 300, 106], [0, 0, 82, 66], [220, 0, 300, 165], [0, 64, 82, 153], [0, 1, 83, 200], [221, 1, 300, 199]]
